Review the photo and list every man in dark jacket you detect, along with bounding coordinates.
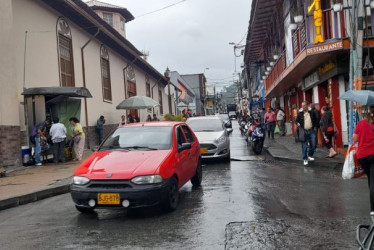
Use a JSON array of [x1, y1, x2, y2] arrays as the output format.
[[296, 101, 318, 166]]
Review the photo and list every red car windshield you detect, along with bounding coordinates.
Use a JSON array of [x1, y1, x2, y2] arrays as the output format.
[[100, 126, 173, 151]]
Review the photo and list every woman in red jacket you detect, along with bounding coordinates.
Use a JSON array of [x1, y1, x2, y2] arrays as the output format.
[[353, 106, 374, 216]]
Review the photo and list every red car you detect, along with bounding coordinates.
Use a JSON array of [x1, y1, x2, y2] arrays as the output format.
[[70, 122, 202, 213]]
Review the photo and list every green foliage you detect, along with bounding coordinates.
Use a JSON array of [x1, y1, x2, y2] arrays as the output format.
[[164, 114, 184, 121]]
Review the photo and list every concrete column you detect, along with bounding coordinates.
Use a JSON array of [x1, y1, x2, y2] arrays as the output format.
[[313, 86, 319, 106], [338, 76, 348, 145]]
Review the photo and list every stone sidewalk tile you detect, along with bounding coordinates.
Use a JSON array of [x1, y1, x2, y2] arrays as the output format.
[[264, 135, 345, 168], [0, 150, 91, 210]]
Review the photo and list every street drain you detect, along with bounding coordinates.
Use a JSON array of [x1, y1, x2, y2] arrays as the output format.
[[263, 159, 276, 164]]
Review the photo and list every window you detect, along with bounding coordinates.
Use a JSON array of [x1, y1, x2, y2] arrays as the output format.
[[126, 67, 137, 118], [146, 75, 151, 112], [120, 17, 125, 32], [103, 13, 113, 26], [57, 18, 74, 86], [158, 87, 163, 115], [145, 75, 151, 97], [176, 127, 186, 147], [182, 125, 195, 143], [100, 45, 112, 101]]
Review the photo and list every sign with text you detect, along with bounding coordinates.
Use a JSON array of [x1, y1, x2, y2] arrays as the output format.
[[306, 41, 343, 55], [304, 71, 320, 90]]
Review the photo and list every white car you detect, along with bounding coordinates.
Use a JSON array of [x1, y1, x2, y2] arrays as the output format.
[[186, 116, 230, 161]]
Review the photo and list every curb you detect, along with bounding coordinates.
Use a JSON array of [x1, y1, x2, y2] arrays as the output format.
[[0, 184, 70, 211], [264, 147, 343, 169]]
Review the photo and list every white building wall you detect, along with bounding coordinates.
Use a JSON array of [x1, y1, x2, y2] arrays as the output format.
[[12, 0, 169, 129], [0, 0, 19, 126]]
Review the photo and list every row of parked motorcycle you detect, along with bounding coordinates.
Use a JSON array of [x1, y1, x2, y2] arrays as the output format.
[[238, 116, 265, 155]]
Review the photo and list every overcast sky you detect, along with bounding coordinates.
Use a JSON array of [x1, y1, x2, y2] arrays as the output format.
[[103, 0, 251, 88]]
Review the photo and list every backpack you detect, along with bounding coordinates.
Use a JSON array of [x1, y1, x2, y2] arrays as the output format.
[[30, 125, 38, 144]]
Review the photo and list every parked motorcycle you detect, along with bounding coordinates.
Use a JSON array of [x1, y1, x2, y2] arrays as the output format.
[[246, 119, 265, 155], [239, 120, 248, 135]]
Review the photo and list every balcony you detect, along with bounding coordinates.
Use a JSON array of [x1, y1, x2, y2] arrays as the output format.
[[264, 9, 349, 97]]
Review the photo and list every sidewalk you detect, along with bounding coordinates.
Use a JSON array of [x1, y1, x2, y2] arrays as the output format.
[[264, 134, 345, 168], [0, 150, 91, 210]]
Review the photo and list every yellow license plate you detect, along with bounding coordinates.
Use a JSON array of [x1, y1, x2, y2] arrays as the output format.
[[200, 148, 208, 154], [97, 193, 120, 205]]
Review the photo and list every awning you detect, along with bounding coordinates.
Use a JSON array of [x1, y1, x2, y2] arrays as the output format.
[[21, 87, 93, 98]]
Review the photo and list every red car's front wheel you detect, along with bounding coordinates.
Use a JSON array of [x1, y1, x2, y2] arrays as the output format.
[[163, 177, 179, 212]]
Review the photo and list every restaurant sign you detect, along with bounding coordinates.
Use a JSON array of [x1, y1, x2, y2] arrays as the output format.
[[306, 41, 343, 55]]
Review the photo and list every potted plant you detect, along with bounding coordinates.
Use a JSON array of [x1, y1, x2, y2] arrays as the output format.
[[289, 23, 298, 30], [293, 0, 304, 23], [273, 47, 280, 60], [332, 0, 343, 12]]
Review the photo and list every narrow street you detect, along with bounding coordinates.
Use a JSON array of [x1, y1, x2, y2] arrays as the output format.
[[0, 123, 370, 250]]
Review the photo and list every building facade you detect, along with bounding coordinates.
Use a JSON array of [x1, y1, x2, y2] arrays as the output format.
[[181, 74, 207, 116], [244, 0, 374, 149], [205, 84, 216, 115], [0, 0, 174, 170], [170, 71, 196, 115]]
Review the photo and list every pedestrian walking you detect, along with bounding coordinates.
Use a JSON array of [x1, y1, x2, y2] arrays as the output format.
[[352, 106, 374, 217], [296, 101, 318, 166], [49, 117, 67, 163], [319, 106, 338, 158], [264, 108, 276, 139], [153, 114, 160, 121], [276, 107, 286, 136], [310, 103, 320, 150], [31, 119, 50, 166], [69, 117, 85, 161], [96, 115, 105, 145]]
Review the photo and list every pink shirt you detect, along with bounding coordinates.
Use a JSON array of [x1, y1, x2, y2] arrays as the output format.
[[264, 112, 276, 123]]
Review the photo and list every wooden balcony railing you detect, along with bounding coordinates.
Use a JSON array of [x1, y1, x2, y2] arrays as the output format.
[[292, 21, 307, 58], [265, 50, 286, 92]]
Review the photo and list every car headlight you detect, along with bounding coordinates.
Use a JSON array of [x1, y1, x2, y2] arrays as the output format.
[[131, 175, 163, 184], [72, 176, 90, 185], [216, 135, 226, 144]]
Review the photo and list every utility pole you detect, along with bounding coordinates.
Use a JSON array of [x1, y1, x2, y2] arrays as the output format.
[[348, 0, 364, 144]]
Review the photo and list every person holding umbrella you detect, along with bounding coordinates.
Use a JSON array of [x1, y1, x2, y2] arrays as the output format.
[[352, 106, 374, 216]]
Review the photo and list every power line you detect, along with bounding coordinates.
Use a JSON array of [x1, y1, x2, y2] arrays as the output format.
[[135, 0, 187, 18]]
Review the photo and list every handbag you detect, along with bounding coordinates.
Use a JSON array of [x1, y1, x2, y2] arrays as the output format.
[[73, 135, 81, 144], [342, 145, 365, 179], [295, 126, 305, 142], [327, 126, 334, 133]]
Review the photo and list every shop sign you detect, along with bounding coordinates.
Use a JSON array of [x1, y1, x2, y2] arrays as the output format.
[[318, 62, 335, 76], [306, 41, 343, 55], [304, 71, 320, 89], [308, 0, 324, 44]]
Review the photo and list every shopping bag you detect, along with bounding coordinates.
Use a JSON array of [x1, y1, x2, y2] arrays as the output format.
[[342, 145, 365, 179], [274, 125, 280, 134], [295, 127, 305, 142]]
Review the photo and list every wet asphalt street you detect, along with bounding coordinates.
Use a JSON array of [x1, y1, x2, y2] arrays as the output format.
[[0, 122, 372, 250]]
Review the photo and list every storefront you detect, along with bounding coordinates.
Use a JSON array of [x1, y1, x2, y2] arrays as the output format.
[[22, 87, 93, 140]]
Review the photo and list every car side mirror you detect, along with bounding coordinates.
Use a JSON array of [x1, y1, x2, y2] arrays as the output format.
[[179, 143, 191, 152], [92, 146, 99, 152]]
